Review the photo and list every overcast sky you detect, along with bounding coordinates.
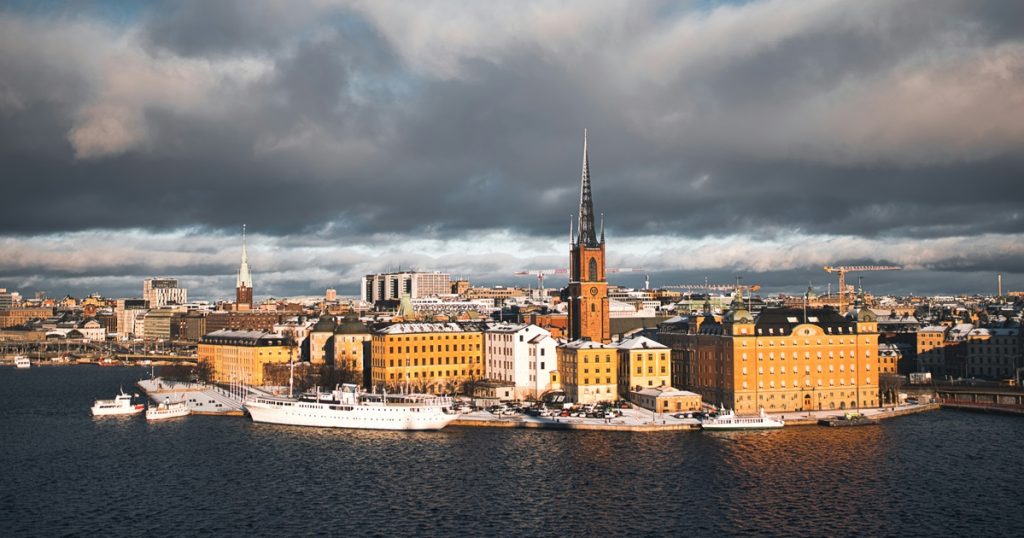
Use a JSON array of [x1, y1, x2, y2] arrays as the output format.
[[2, 0, 1023, 300]]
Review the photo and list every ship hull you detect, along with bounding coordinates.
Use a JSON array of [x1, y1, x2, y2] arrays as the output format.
[[245, 399, 458, 431]]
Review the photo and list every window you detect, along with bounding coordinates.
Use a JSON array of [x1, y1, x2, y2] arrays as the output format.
[[588, 258, 598, 281]]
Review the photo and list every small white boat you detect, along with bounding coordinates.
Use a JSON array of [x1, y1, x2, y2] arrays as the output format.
[[14, 355, 31, 369], [145, 398, 191, 421], [91, 389, 145, 417], [701, 406, 784, 431]]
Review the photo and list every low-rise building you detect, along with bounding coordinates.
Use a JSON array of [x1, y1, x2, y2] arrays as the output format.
[[198, 330, 293, 386], [630, 386, 702, 414], [557, 339, 617, 404], [484, 323, 558, 400], [616, 335, 671, 396]]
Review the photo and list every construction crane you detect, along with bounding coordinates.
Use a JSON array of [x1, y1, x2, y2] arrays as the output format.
[[664, 283, 761, 293], [823, 265, 902, 311], [512, 267, 644, 291]]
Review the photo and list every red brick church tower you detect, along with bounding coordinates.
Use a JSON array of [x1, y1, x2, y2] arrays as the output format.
[[567, 130, 609, 343], [236, 224, 253, 311]]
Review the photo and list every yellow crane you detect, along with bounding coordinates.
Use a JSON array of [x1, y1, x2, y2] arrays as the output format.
[[823, 265, 902, 311]]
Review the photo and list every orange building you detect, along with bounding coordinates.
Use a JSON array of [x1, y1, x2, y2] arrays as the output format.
[[686, 295, 880, 414], [370, 323, 483, 394]]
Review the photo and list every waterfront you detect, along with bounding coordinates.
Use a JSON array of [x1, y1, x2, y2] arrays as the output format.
[[2, 366, 1023, 537]]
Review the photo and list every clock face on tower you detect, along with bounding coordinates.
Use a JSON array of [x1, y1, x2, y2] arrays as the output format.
[[589, 286, 599, 296]]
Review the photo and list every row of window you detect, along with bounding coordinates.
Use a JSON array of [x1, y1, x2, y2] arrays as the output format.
[[383, 369, 481, 380]]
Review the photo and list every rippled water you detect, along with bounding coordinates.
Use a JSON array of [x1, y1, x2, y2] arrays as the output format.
[[1, 366, 1022, 537]]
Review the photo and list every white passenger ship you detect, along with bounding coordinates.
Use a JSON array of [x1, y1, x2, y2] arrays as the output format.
[[146, 398, 191, 421], [701, 407, 784, 431], [14, 355, 31, 369], [245, 384, 458, 431], [91, 389, 145, 416]]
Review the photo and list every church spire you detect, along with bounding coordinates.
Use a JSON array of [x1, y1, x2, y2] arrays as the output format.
[[577, 129, 598, 247], [236, 224, 252, 289]]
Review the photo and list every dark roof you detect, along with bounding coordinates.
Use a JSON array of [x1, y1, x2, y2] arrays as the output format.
[[311, 314, 336, 333], [334, 317, 369, 335], [754, 307, 854, 335]]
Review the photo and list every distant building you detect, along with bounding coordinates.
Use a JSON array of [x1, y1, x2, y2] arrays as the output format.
[[0, 306, 53, 328], [143, 278, 187, 308], [235, 226, 253, 311], [361, 271, 451, 304], [114, 299, 148, 339], [333, 316, 372, 388], [198, 330, 293, 386], [966, 327, 1021, 379], [877, 342, 902, 375], [0, 288, 15, 309], [309, 314, 336, 365], [325, 288, 337, 302], [143, 307, 185, 341]]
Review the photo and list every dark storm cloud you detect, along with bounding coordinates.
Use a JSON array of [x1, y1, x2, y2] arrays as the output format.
[[2, 0, 1024, 298]]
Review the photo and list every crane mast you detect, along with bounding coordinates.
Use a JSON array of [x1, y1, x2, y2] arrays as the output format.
[[822, 265, 902, 311]]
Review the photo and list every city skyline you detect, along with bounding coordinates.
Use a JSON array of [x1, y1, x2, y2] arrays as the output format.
[[2, 1, 1023, 299]]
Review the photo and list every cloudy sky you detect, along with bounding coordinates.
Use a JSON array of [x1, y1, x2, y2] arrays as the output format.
[[2, 0, 1023, 300]]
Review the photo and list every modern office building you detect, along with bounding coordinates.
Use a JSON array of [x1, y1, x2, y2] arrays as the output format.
[[361, 271, 451, 304], [143, 278, 187, 308]]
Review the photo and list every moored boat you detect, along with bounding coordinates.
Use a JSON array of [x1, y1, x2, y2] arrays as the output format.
[[701, 406, 784, 431], [92, 389, 146, 416], [146, 398, 191, 421], [14, 355, 31, 369], [245, 383, 458, 431]]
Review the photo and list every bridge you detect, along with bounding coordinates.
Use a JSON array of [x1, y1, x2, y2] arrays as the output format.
[[936, 387, 1024, 416]]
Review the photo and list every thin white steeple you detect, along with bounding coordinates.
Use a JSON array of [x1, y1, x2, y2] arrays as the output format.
[[236, 224, 253, 288]]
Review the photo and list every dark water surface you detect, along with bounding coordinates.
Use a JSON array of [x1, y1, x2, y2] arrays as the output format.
[[1, 366, 1022, 537]]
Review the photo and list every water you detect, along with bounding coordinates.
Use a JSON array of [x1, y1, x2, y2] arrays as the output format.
[[1, 366, 1022, 537]]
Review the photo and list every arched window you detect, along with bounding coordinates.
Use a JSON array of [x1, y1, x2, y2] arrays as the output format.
[[590, 303, 595, 312], [588, 258, 598, 281]]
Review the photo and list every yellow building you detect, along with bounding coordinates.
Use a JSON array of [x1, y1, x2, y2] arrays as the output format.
[[198, 330, 293, 386], [685, 295, 880, 414], [333, 316, 371, 384], [370, 322, 483, 394], [630, 386, 702, 414], [616, 335, 671, 396], [558, 339, 617, 404], [309, 314, 336, 365]]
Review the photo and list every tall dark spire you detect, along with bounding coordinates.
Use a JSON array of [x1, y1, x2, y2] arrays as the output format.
[[577, 129, 598, 247]]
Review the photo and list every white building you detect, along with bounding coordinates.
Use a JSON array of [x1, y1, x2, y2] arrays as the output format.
[[115, 299, 149, 340], [361, 271, 451, 303], [484, 323, 557, 400], [143, 278, 187, 308]]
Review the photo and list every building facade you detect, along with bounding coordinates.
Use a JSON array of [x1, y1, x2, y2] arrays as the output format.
[[198, 330, 293, 386], [616, 335, 671, 397], [557, 339, 617, 404], [483, 323, 558, 400], [361, 271, 452, 304], [369, 323, 483, 394], [685, 296, 880, 414], [966, 327, 1021, 379], [143, 278, 187, 308]]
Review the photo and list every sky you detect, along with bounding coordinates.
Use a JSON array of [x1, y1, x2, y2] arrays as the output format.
[[1, 0, 1023, 300]]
